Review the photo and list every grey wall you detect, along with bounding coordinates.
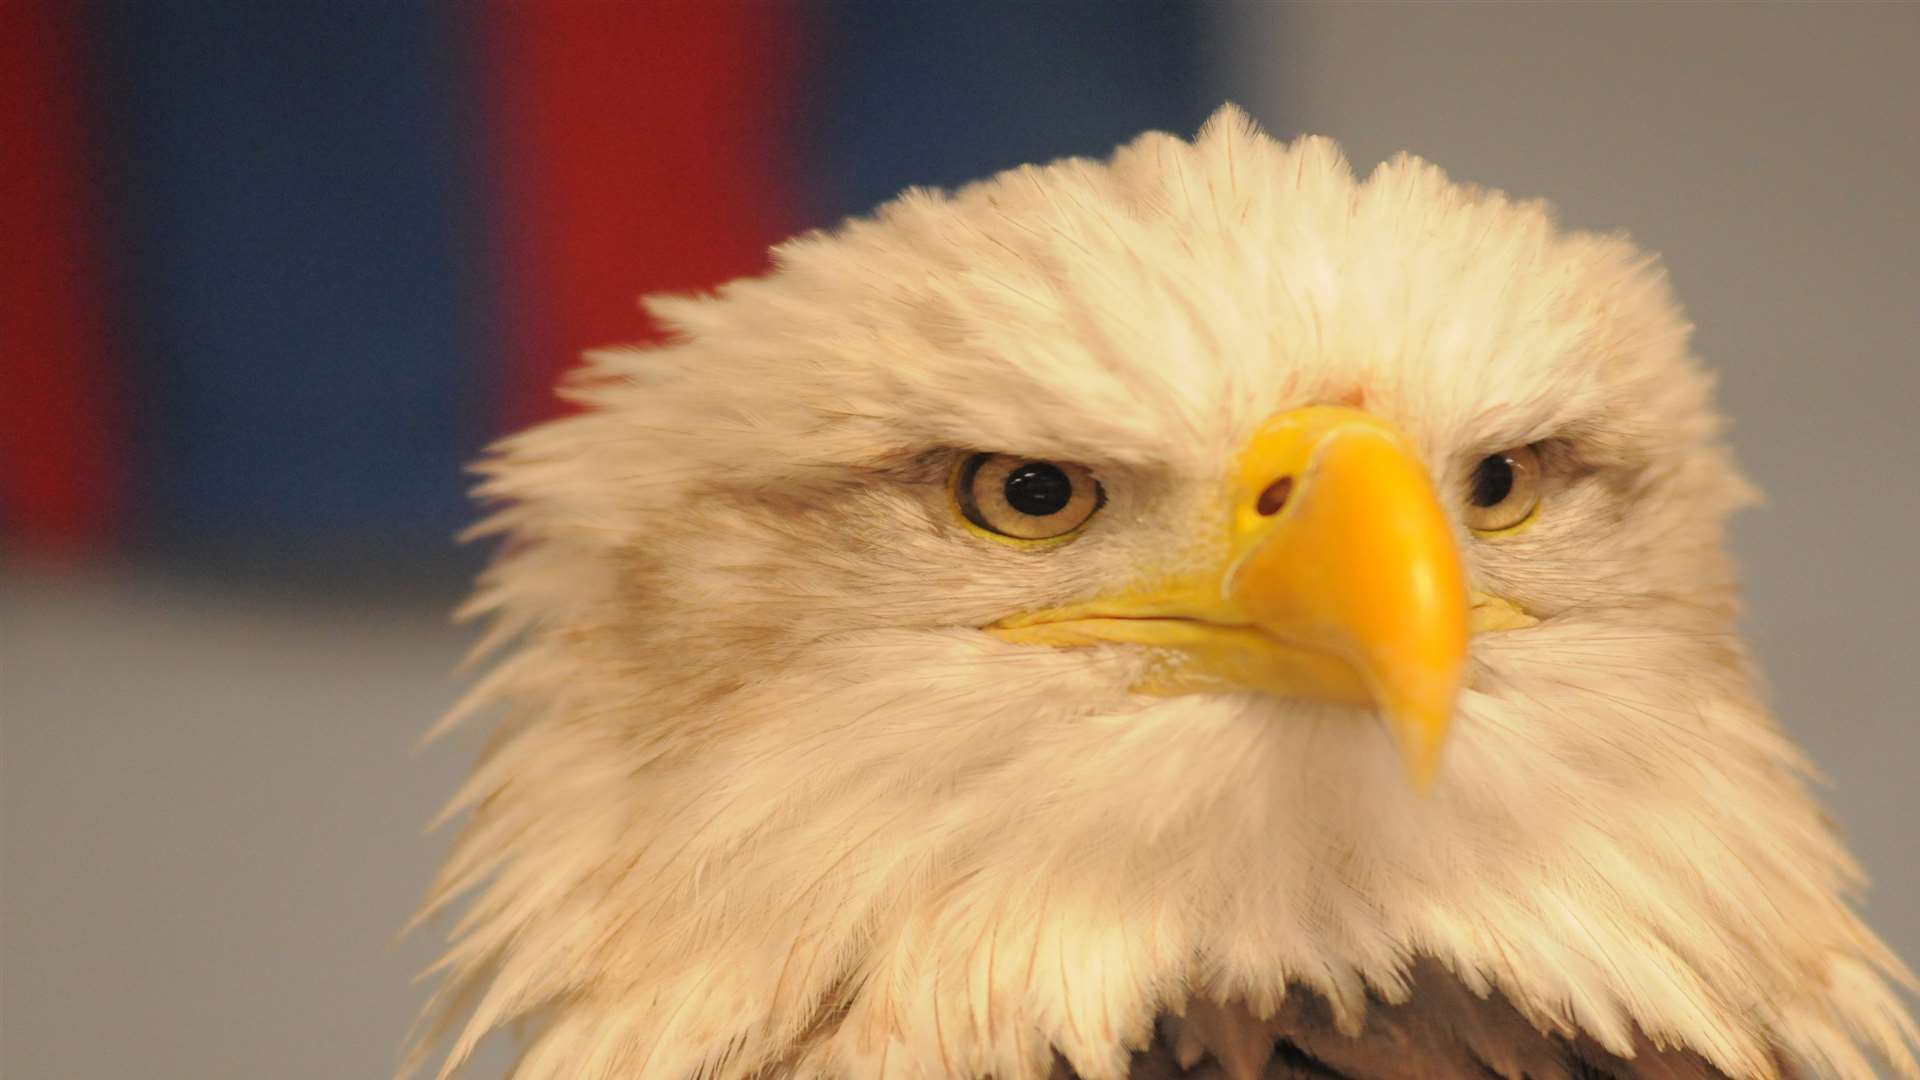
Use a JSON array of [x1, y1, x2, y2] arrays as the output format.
[[1218, 0, 1918, 973], [1, 573, 508, 1078]]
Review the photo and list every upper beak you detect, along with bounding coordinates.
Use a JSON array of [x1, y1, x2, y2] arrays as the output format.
[[990, 406, 1471, 790]]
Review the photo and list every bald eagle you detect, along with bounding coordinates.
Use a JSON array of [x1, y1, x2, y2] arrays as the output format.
[[408, 107, 1917, 1080]]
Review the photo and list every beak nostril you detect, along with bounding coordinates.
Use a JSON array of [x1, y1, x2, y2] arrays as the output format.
[[1256, 476, 1294, 516]]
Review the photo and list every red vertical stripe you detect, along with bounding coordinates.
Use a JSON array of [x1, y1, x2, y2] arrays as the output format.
[[0, 1, 122, 551], [482, 4, 801, 430]]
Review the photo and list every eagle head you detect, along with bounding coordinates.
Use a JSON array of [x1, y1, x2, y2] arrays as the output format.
[[411, 106, 1916, 1080]]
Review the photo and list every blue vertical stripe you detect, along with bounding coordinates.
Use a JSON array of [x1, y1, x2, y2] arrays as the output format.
[[796, 4, 1212, 226], [90, 2, 496, 576]]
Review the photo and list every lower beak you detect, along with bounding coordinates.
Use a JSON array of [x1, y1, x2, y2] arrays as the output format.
[[990, 406, 1471, 790]]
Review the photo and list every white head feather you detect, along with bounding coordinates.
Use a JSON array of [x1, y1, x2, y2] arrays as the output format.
[[410, 106, 1916, 1080]]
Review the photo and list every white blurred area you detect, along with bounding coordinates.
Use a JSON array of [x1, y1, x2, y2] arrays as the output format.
[[5, 7, 1916, 1078]]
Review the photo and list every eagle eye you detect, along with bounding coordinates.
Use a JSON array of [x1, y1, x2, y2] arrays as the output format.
[[1464, 445, 1542, 534], [954, 453, 1103, 543]]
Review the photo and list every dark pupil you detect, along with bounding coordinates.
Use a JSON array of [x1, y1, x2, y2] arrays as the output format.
[[1470, 454, 1515, 507], [1003, 462, 1073, 516]]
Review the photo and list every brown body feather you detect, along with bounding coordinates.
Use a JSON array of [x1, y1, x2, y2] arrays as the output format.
[[1072, 961, 1752, 1080]]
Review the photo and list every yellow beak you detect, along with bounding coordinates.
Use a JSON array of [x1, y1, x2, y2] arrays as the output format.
[[990, 406, 1471, 790]]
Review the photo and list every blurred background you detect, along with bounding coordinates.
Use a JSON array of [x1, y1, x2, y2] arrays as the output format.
[[3, 4, 1915, 1077]]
